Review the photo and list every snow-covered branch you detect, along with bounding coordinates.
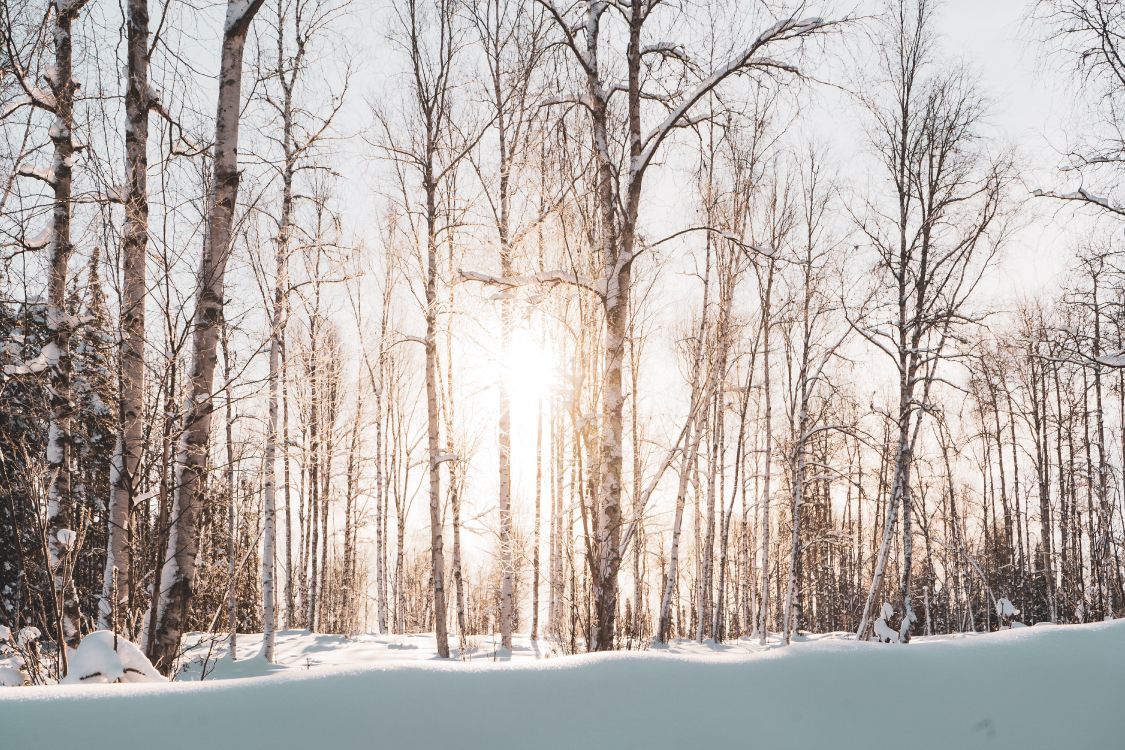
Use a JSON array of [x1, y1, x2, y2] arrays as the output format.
[[460, 268, 606, 297], [1032, 187, 1125, 217], [3, 343, 59, 377], [16, 164, 56, 185]]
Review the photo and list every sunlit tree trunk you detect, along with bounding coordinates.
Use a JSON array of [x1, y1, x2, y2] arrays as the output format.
[[148, 0, 266, 674], [101, 0, 149, 631]]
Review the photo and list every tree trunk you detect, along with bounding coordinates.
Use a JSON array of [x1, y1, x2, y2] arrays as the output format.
[[425, 175, 450, 658], [101, 0, 148, 631], [147, 0, 265, 674], [42, 0, 84, 658]]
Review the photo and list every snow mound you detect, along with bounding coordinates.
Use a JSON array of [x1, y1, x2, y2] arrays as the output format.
[[0, 667, 25, 687], [60, 631, 165, 685], [0, 621, 1122, 749]]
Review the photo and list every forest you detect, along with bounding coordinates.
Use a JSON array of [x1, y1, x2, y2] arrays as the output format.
[[0, 0, 1123, 705]]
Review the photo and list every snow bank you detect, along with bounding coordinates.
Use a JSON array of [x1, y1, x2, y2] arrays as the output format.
[[1, 621, 1122, 750]]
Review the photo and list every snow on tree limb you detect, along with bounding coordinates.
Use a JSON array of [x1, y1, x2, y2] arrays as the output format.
[[0, 96, 34, 119], [542, 92, 595, 110], [3, 343, 60, 376], [16, 164, 56, 185], [459, 268, 606, 297], [1096, 352, 1125, 367], [23, 227, 53, 250], [95, 185, 129, 204], [224, 0, 266, 34], [1032, 187, 1125, 216]]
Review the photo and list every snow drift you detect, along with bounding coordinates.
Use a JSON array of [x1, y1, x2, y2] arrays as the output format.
[[1, 620, 1122, 750]]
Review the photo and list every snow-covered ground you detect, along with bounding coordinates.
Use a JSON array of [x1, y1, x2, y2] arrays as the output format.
[[2, 620, 1123, 749]]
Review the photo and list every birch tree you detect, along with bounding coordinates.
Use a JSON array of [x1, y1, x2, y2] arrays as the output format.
[[147, 0, 266, 674], [469, 0, 548, 653], [852, 0, 1008, 642], [778, 153, 848, 644], [99, 0, 153, 632], [536, 0, 834, 650], [255, 0, 348, 662], [4, 0, 93, 655], [379, 0, 478, 657]]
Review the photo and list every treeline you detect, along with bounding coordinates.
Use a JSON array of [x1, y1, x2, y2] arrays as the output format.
[[0, 0, 1122, 679]]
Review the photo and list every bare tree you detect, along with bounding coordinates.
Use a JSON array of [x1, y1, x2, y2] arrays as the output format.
[[98, 0, 156, 631], [852, 0, 1008, 642], [3, 0, 94, 657], [254, 0, 348, 662], [535, 0, 834, 650], [778, 152, 849, 644], [468, 0, 548, 653], [147, 0, 267, 674], [378, 0, 481, 657]]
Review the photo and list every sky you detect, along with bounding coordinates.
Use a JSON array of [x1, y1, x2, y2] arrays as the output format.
[[125, 0, 1105, 567], [331, 0, 1105, 559], [937, 0, 1085, 295]]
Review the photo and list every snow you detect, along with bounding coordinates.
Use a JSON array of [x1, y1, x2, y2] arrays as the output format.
[[0, 621, 1121, 749], [996, 597, 1020, 618], [3, 342, 58, 376], [0, 96, 31, 118], [872, 617, 897, 643], [55, 529, 76, 551], [97, 185, 129, 203], [47, 117, 67, 140], [60, 631, 165, 685], [872, 601, 899, 643], [23, 227, 52, 250], [0, 667, 24, 687], [29, 87, 56, 111], [15, 164, 55, 185], [224, 0, 257, 32]]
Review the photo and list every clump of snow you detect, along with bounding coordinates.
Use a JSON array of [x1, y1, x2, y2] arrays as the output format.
[[23, 227, 52, 250], [995, 598, 1019, 618], [15, 163, 55, 184], [995, 597, 1021, 629], [60, 631, 165, 685], [0, 666, 26, 687], [873, 602, 898, 643], [17, 627, 40, 647], [4, 343, 59, 376], [56, 529, 76, 551]]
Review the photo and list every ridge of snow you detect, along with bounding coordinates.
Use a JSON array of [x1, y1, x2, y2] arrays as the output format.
[[2, 622, 1122, 750]]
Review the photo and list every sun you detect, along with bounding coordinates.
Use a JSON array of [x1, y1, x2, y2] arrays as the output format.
[[502, 327, 558, 410]]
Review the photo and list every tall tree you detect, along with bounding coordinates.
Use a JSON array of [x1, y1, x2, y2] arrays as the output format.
[[537, 0, 833, 650], [147, 0, 267, 674], [853, 0, 1008, 642], [100, 0, 152, 633]]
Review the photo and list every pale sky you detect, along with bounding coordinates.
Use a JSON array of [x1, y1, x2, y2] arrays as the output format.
[[337, 0, 1101, 556], [144, 0, 1101, 563]]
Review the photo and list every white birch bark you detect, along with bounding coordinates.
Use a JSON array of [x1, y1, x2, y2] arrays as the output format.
[[147, 0, 265, 673], [40, 0, 89, 655], [100, 0, 149, 630]]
